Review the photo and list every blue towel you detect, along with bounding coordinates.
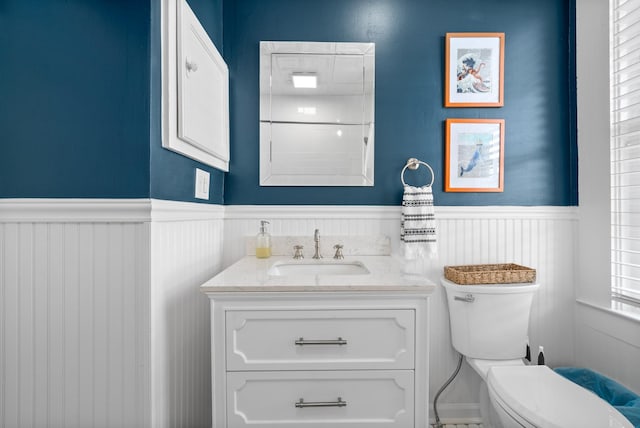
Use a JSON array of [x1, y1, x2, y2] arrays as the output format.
[[555, 367, 640, 427]]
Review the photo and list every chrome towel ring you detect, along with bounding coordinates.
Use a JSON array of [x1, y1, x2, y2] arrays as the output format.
[[401, 158, 434, 187]]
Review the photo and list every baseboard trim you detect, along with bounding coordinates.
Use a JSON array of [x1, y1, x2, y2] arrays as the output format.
[[429, 403, 483, 425]]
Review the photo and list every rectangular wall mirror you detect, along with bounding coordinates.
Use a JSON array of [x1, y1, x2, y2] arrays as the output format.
[[260, 41, 375, 186]]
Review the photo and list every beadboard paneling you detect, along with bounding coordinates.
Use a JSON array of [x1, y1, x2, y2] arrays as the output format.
[[150, 214, 224, 428], [0, 199, 224, 428], [223, 206, 578, 406], [0, 221, 151, 428], [0, 201, 577, 425], [575, 302, 640, 394]]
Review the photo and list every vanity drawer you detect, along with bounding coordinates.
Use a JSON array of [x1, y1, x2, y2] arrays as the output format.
[[226, 370, 414, 428], [225, 309, 415, 371]]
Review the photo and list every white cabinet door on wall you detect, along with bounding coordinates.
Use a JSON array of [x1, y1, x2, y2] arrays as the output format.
[[162, 0, 229, 171]]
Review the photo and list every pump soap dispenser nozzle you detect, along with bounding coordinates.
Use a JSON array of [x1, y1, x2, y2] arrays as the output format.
[[256, 220, 272, 258], [537, 346, 545, 365]]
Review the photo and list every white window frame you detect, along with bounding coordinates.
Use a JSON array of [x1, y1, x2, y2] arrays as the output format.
[[610, 0, 640, 315], [576, 0, 613, 311], [575, 1, 640, 378]]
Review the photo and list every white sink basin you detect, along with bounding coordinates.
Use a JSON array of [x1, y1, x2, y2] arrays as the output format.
[[268, 260, 370, 276]]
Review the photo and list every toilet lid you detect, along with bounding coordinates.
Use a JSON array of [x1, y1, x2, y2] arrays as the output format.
[[487, 365, 633, 428]]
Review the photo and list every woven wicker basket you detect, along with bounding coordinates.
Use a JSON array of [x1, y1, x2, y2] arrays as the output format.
[[444, 263, 536, 285]]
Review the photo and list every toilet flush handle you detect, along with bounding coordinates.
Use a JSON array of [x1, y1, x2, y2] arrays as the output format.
[[454, 294, 475, 303]]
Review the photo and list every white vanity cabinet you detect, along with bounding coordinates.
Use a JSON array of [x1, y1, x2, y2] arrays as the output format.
[[205, 293, 430, 428]]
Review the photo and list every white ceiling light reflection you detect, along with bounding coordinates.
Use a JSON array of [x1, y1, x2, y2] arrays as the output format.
[[292, 73, 317, 88], [297, 107, 316, 115]]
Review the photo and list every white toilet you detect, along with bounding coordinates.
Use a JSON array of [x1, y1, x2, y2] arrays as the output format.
[[441, 277, 633, 428]]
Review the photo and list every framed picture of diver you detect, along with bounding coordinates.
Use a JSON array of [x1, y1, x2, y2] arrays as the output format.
[[445, 32, 505, 107], [445, 118, 504, 192]]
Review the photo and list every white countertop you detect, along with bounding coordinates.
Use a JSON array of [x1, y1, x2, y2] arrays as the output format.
[[200, 255, 436, 294]]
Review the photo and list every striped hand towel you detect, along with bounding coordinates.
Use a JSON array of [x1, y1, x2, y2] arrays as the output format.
[[401, 185, 437, 260]]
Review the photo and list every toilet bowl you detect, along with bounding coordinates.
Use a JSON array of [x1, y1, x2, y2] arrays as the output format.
[[441, 277, 634, 428], [465, 357, 525, 427], [487, 365, 632, 428]]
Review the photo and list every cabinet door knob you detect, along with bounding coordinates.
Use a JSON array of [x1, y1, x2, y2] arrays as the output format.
[[185, 57, 199, 73]]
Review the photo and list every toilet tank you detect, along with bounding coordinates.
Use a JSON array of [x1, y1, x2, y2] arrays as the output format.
[[441, 278, 540, 360]]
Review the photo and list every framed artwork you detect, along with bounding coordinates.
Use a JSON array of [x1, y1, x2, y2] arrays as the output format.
[[445, 118, 504, 192], [445, 32, 505, 107]]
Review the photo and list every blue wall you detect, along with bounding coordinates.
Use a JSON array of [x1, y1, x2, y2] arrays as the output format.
[[0, 0, 576, 206], [0, 0, 151, 198], [0, 0, 226, 204], [223, 0, 578, 206]]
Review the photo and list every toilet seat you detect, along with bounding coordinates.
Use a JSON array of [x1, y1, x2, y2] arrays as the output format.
[[487, 365, 633, 428]]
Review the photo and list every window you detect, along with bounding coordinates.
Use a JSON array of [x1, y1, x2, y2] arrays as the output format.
[[610, 0, 640, 310]]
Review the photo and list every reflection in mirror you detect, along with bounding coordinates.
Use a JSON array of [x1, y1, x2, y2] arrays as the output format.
[[260, 42, 375, 186]]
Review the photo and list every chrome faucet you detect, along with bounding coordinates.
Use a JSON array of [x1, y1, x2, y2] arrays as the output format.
[[313, 229, 322, 259]]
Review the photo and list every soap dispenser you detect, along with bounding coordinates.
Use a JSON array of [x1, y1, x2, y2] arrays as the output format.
[[256, 220, 272, 258]]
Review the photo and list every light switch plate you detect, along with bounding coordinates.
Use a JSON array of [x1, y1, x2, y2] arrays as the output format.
[[195, 168, 210, 200]]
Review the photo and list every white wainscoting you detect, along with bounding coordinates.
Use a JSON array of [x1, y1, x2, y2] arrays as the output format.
[[0, 201, 578, 426], [0, 199, 224, 428], [575, 302, 640, 394], [223, 205, 579, 410], [149, 201, 224, 428], [0, 208, 152, 427]]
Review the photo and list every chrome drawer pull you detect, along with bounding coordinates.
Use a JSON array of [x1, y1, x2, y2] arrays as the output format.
[[295, 397, 347, 408], [454, 294, 475, 303], [295, 337, 347, 346]]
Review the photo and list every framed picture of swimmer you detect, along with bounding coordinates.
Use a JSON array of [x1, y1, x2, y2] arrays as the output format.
[[445, 118, 504, 192], [445, 32, 505, 107]]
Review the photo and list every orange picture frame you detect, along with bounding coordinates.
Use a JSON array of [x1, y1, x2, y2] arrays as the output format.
[[445, 118, 504, 192], [445, 33, 505, 107]]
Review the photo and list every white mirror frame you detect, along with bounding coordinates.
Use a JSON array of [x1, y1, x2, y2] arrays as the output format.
[[260, 41, 375, 186]]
